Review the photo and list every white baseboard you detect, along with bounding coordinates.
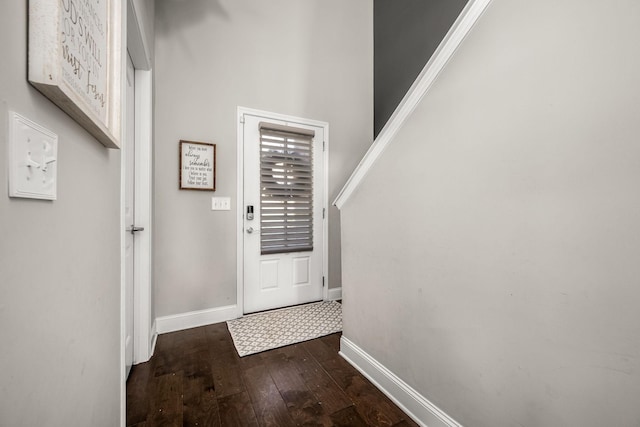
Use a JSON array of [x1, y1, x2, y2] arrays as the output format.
[[150, 319, 158, 356], [327, 287, 342, 301], [340, 336, 462, 427], [156, 304, 239, 334]]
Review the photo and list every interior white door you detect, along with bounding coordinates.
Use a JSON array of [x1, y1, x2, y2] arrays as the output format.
[[124, 54, 135, 378], [243, 113, 325, 314]]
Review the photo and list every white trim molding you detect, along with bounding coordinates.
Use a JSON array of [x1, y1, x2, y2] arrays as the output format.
[[340, 336, 463, 427], [120, 3, 130, 425], [155, 305, 239, 334], [333, 0, 492, 210], [122, 2, 154, 426], [327, 287, 342, 301], [132, 67, 154, 365]]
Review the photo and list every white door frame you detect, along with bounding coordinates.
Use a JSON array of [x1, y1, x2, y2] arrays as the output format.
[[131, 66, 154, 364], [236, 107, 330, 318], [120, 0, 154, 425], [127, 0, 155, 366]]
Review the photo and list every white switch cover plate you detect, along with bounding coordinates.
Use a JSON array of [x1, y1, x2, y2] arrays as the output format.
[[9, 111, 58, 200], [212, 197, 231, 211]]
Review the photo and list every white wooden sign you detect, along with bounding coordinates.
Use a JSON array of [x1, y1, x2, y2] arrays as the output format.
[[28, 0, 122, 149], [180, 141, 217, 191]]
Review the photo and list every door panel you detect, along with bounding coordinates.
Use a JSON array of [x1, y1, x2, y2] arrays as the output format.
[[293, 256, 310, 285], [243, 113, 324, 313]]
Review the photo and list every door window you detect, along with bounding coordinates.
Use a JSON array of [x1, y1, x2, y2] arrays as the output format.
[[259, 123, 315, 255]]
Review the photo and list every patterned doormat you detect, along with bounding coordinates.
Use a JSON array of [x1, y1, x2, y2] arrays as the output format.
[[226, 300, 342, 357]]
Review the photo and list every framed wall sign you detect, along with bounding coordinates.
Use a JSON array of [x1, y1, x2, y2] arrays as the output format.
[[28, 0, 122, 149], [180, 141, 216, 191]]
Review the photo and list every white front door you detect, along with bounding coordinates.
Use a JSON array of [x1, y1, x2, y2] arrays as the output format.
[[242, 112, 326, 314], [124, 54, 136, 378]]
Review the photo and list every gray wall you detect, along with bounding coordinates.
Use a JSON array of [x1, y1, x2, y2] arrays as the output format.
[[341, 0, 640, 425], [0, 2, 121, 426], [374, 0, 468, 136], [153, 0, 372, 317], [132, 0, 155, 63]]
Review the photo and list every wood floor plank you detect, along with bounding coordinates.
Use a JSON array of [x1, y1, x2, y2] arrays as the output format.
[[205, 323, 238, 354], [239, 351, 265, 371], [301, 332, 364, 393], [183, 375, 220, 427], [180, 327, 210, 357], [264, 347, 334, 426], [182, 349, 214, 385], [277, 344, 353, 416], [211, 350, 244, 398], [152, 332, 187, 377], [312, 349, 361, 391], [304, 333, 407, 426], [217, 391, 259, 427], [126, 361, 151, 425], [148, 372, 183, 426], [319, 332, 342, 350], [330, 405, 369, 427], [242, 363, 296, 427], [343, 375, 405, 427], [301, 335, 340, 363], [393, 418, 421, 427], [263, 347, 308, 391]]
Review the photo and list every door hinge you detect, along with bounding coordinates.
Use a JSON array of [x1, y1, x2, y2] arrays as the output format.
[[322, 208, 325, 219], [323, 140, 326, 151], [322, 276, 325, 287], [239, 114, 245, 124]]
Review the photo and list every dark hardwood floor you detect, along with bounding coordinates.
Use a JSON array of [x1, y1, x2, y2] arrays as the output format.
[[127, 323, 419, 427]]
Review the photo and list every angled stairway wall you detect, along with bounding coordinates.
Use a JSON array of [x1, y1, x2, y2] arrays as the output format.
[[337, 0, 640, 425]]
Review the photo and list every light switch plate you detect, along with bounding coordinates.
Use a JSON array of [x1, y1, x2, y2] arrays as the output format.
[[9, 111, 58, 200], [212, 197, 231, 211]]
